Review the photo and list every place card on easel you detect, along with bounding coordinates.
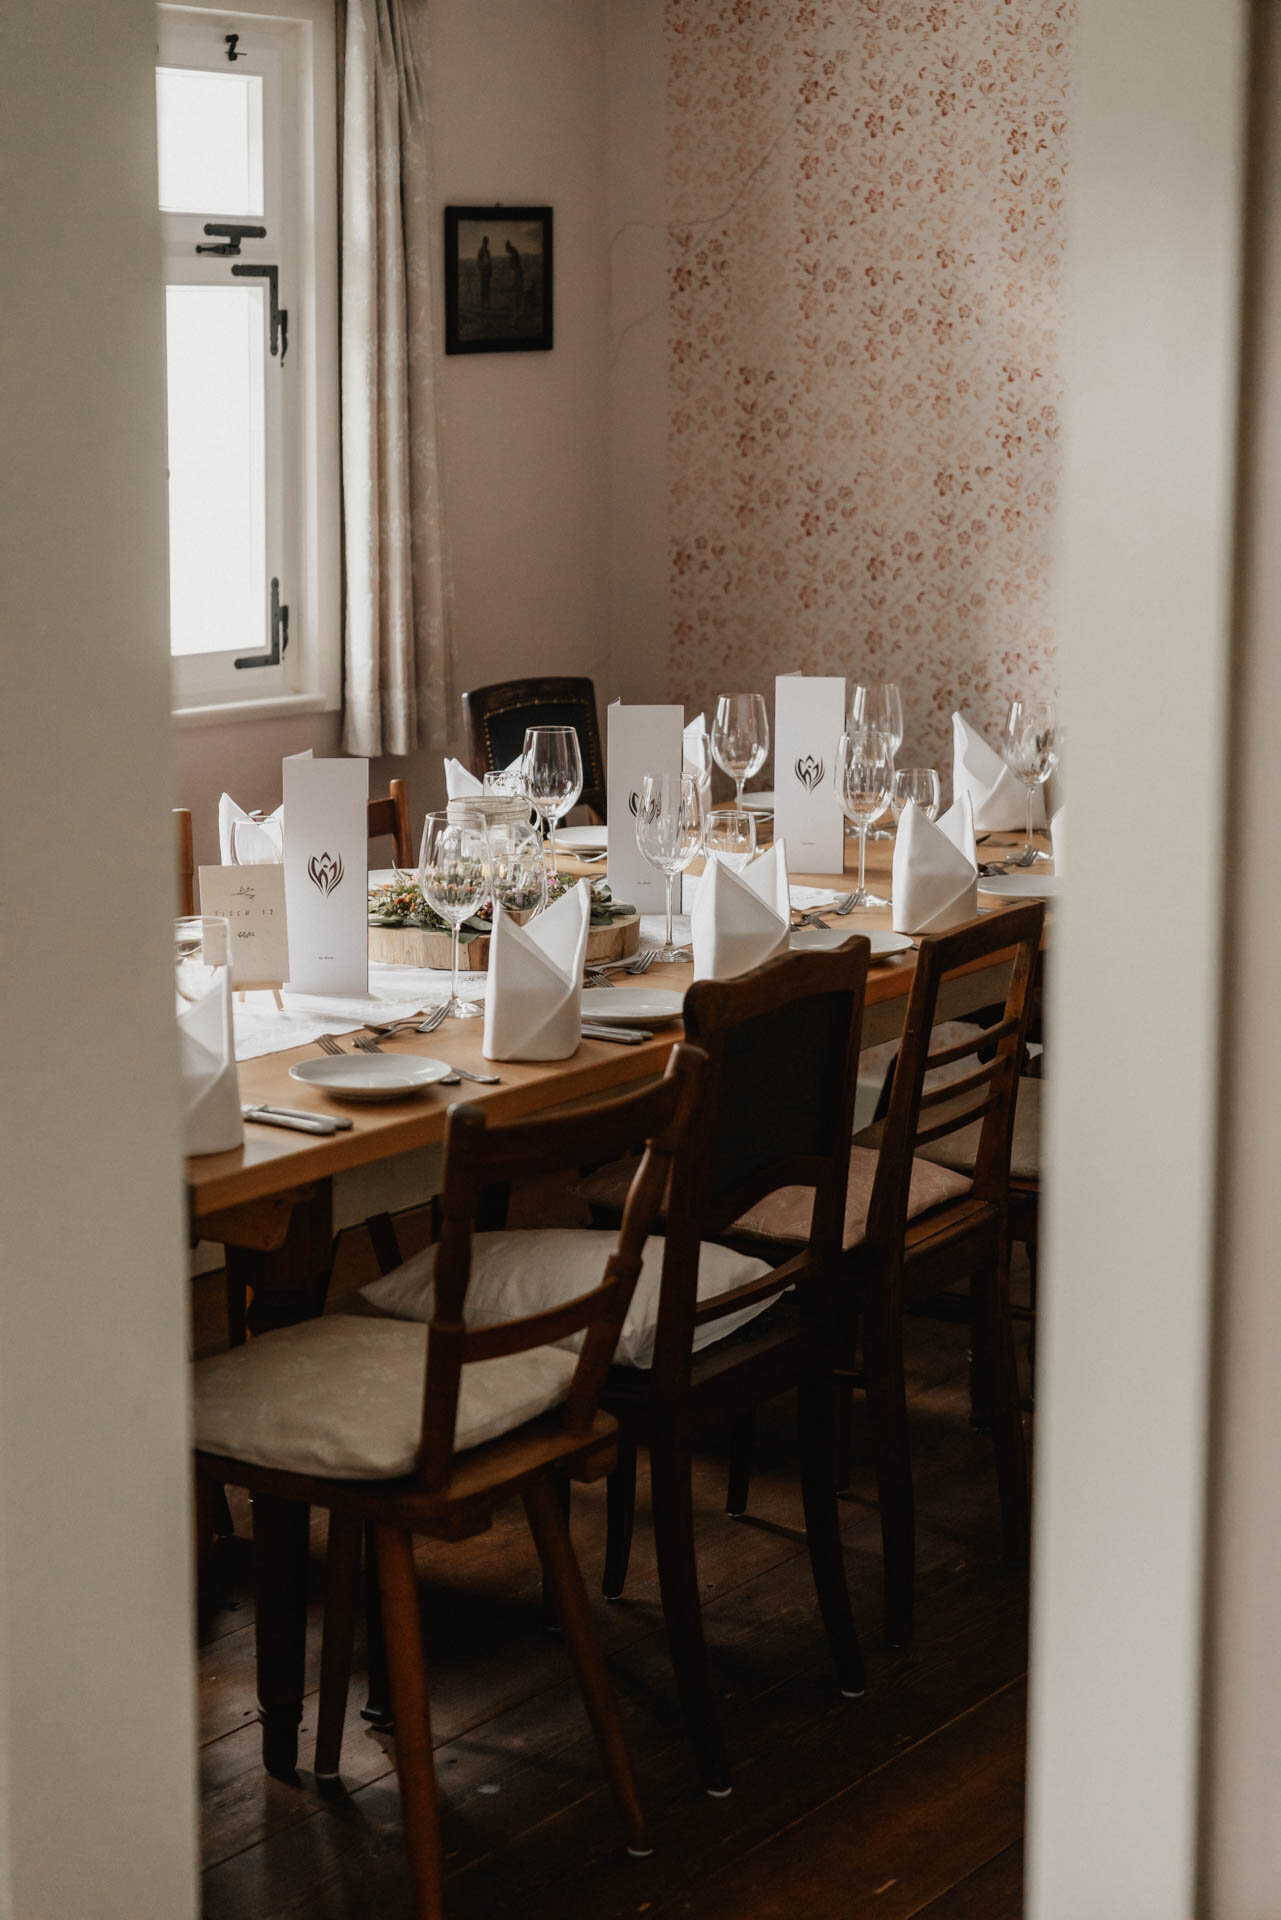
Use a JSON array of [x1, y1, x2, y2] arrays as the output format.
[[773, 673, 847, 875], [197, 865, 290, 992], [282, 753, 369, 995], [606, 701, 684, 913]]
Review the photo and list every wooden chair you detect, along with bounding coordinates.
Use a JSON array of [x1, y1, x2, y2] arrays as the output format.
[[193, 1045, 706, 1920], [461, 677, 607, 821], [581, 943, 879, 1795], [368, 777, 413, 868], [174, 808, 195, 916], [723, 906, 1042, 1648]]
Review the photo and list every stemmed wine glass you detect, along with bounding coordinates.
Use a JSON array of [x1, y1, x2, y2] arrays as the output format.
[[486, 818, 548, 919], [635, 771, 703, 962], [849, 683, 904, 837], [522, 726, 583, 877], [684, 728, 713, 818], [418, 809, 491, 1019], [1001, 697, 1060, 865], [890, 766, 941, 824], [711, 694, 769, 807], [836, 729, 894, 908], [703, 805, 757, 872]]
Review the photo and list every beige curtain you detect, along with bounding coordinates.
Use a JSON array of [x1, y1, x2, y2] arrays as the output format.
[[339, 0, 450, 756]]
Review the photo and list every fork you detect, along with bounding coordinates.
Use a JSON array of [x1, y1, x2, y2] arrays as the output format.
[[315, 1033, 346, 1056], [364, 1003, 449, 1038]]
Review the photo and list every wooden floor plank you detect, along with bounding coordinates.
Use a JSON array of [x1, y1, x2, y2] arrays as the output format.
[[911, 1841, 1024, 1917]]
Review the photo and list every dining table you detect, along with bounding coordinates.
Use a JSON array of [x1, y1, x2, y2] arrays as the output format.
[[187, 827, 1052, 1334]]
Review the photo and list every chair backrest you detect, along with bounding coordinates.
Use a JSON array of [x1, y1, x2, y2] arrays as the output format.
[[415, 1043, 707, 1495], [367, 778, 413, 868], [865, 903, 1044, 1252], [174, 808, 195, 917], [652, 940, 871, 1384], [461, 677, 607, 821]]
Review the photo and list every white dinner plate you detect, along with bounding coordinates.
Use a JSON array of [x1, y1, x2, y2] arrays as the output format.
[[580, 987, 684, 1026], [289, 1055, 454, 1103], [978, 871, 1063, 899], [790, 926, 914, 959], [741, 790, 775, 812], [557, 824, 609, 852]]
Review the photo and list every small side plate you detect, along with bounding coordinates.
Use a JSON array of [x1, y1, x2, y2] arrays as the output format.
[[580, 987, 684, 1026], [288, 1055, 454, 1103], [790, 926, 914, 959], [557, 824, 609, 852], [978, 871, 1063, 899]]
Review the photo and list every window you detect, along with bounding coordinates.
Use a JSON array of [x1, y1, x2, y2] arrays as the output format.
[[158, 1, 338, 721]]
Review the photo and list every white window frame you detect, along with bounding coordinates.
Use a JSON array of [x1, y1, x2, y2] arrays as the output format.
[[158, 0, 339, 726]]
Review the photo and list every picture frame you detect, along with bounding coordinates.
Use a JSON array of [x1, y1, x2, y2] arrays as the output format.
[[444, 205, 554, 355]]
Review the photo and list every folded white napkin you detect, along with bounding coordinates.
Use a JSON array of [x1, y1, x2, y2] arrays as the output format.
[[482, 883, 590, 1061], [218, 792, 284, 864], [692, 840, 791, 982], [444, 754, 523, 799], [892, 794, 978, 935], [179, 969, 244, 1155], [951, 713, 1046, 833], [1051, 804, 1065, 873]]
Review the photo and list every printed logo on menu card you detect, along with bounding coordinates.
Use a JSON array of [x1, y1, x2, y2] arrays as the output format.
[[794, 753, 825, 792], [628, 790, 640, 817], [307, 851, 345, 897]]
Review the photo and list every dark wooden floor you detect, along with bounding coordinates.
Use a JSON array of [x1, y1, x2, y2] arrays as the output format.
[[196, 1199, 1030, 1919]]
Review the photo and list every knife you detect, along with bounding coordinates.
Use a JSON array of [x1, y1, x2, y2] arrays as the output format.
[[581, 1023, 654, 1045], [241, 1104, 352, 1134]]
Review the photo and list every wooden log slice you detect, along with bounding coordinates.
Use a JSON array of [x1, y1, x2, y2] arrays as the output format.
[[368, 910, 640, 972]]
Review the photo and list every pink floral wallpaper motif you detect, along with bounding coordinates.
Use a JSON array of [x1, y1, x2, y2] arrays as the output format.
[[665, 0, 1072, 775]]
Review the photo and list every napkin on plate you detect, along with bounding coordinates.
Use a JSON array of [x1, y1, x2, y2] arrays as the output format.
[[951, 713, 1046, 833], [179, 968, 244, 1155], [444, 754, 523, 799], [218, 792, 284, 863], [482, 882, 591, 1062], [692, 840, 791, 982], [1051, 804, 1065, 873], [892, 794, 979, 935]]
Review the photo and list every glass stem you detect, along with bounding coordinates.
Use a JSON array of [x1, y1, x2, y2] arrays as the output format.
[[735, 775, 745, 807], [858, 829, 867, 899], [549, 812, 558, 878], [1026, 786, 1035, 859], [664, 871, 676, 953], [450, 924, 461, 1012]]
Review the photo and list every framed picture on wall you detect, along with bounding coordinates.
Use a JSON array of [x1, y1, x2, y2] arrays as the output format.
[[444, 205, 554, 355]]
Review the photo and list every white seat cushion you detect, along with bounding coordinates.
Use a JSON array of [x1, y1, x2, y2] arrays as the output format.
[[193, 1314, 578, 1481], [897, 1076, 1040, 1183], [360, 1228, 776, 1370]]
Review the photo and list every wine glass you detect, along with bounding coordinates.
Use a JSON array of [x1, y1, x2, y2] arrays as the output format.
[[418, 809, 491, 1019], [890, 766, 941, 825], [230, 812, 284, 864], [522, 726, 583, 876], [684, 727, 713, 818], [849, 683, 904, 838], [635, 771, 703, 962], [703, 805, 757, 872], [711, 694, 770, 807], [1001, 697, 1060, 865], [835, 728, 894, 907], [486, 818, 548, 920]]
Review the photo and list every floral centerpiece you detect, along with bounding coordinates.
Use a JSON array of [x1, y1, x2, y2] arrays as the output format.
[[368, 872, 636, 951]]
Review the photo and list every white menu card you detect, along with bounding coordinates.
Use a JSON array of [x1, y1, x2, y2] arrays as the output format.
[[197, 865, 290, 988], [606, 701, 684, 913], [773, 674, 847, 875], [282, 753, 370, 995]]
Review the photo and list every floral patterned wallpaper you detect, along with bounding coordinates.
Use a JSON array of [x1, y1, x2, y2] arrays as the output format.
[[665, 0, 1072, 776]]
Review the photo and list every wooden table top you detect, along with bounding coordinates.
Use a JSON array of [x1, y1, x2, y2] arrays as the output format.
[[188, 830, 1047, 1221]]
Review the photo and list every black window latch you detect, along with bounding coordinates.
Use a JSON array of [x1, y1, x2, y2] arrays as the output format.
[[235, 577, 288, 670], [196, 222, 266, 258], [230, 260, 287, 362]]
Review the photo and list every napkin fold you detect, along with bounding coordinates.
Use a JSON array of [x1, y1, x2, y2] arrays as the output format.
[[1051, 804, 1065, 874], [892, 794, 979, 935], [692, 840, 791, 982], [444, 754, 523, 799], [218, 793, 284, 864], [179, 969, 244, 1155], [482, 883, 590, 1062], [951, 713, 1046, 833]]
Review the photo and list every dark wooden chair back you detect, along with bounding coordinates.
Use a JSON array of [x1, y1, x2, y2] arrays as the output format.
[[367, 778, 413, 868], [652, 941, 871, 1383], [866, 904, 1044, 1251], [174, 808, 195, 917], [416, 1044, 707, 1495], [461, 677, 607, 821]]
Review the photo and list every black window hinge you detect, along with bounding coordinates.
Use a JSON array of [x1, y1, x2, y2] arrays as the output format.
[[230, 261, 288, 362], [235, 577, 288, 670], [196, 222, 266, 258], [225, 33, 244, 61]]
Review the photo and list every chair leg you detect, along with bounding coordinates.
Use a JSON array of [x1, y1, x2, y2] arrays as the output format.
[[253, 1493, 311, 1779], [541, 1467, 572, 1630], [524, 1475, 651, 1856], [375, 1525, 445, 1920], [315, 1511, 362, 1779], [725, 1409, 755, 1518], [362, 1521, 394, 1730], [798, 1370, 866, 1699], [1025, 1237, 1039, 1400], [602, 1428, 638, 1599], [861, 1287, 915, 1649], [973, 1254, 1031, 1563], [834, 1379, 855, 1492], [649, 1429, 732, 1795]]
